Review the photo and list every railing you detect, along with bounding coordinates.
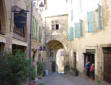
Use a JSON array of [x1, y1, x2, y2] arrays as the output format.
[[45, 31, 61, 43]]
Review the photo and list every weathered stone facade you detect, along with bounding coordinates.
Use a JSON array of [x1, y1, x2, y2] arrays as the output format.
[[44, 14, 69, 73], [0, 0, 31, 56], [67, 0, 111, 84]]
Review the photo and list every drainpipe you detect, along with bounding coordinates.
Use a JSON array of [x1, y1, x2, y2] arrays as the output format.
[[29, 0, 34, 64]]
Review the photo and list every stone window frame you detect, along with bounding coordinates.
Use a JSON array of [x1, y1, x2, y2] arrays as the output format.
[[51, 20, 60, 31]]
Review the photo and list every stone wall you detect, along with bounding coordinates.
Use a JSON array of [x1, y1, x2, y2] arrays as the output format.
[[67, 0, 111, 82]]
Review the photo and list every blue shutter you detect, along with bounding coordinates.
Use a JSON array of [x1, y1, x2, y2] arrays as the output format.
[[32, 16, 35, 38], [87, 12, 94, 32], [39, 27, 40, 42], [71, 9, 73, 21], [75, 23, 80, 38], [39, 27, 42, 42], [79, 0, 82, 12], [71, 0, 72, 4], [98, 4, 102, 29], [80, 20, 83, 36], [68, 27, 73, 41], [35, 20, 37, 40]]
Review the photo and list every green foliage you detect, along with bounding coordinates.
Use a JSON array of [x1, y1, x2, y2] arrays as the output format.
[[37, 61, 45, 76], [71, 67, 79, 76], [0, 50, 36, 85], [96, 80, 101, 83], [38, 83, 45, 85], [64, 64, 70, 73]]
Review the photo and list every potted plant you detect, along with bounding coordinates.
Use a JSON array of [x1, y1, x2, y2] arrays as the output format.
[[71, 67, 79, 76], [37, 61, 45, 79], [64, 64, 70, 73], [0, 50, 36, 85]]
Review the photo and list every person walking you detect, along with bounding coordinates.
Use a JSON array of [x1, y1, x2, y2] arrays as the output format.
[[90, 64, 95, 80], [85, 61, 91, 77]]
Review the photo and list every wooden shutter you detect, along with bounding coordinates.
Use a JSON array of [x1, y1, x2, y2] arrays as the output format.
[[71, 9, 73, 21], [80, 20, 83, 36], [35, 20, 37, 40], [98, 4, 102, 29], [79, 0, 82, 12], [87, 11, 95, 32], [32, 16, 36, 38], [75, 23, 80, 38], [68, 27, 74, 41]]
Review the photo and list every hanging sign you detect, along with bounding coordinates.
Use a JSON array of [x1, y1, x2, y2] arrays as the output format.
[[39, 46, 46, 51], [14, 10, 27, 28]]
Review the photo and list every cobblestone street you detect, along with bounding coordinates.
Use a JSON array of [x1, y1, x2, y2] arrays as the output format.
[[38, 73, 101, 85]]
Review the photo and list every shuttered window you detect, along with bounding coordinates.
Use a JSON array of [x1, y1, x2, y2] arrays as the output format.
[[37, 25, 39, 41], [87, 12, 95, 32], [75, 23, 80, 38], [33, 16, 38, 40], [71, 0, 72, 4], [35, 20, 37, 40], [80, 20, 83, 36], [68, 27, 74, 41], [71, 9, 73, 21], [98, 4, 102, 29], [39, 27, 42, 42], [79, 0, 82, 12], [32, 16, 36, 38]]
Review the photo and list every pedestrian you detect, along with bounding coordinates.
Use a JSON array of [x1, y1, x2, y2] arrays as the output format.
[[90, 64, 95, 80], [85, 61, 91, 77]]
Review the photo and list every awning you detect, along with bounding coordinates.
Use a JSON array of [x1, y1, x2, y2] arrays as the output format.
[[0, 36, 6, 43], [12, 39, 28, 47]]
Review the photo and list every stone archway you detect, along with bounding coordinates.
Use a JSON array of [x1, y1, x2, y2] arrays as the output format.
[[45, 40, 65, 74]]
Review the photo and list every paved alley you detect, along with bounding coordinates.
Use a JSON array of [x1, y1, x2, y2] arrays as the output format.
[[38, 73, 101, 85]]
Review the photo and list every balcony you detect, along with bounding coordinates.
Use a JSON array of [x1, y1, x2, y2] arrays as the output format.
[[45, 30, 62, 43]]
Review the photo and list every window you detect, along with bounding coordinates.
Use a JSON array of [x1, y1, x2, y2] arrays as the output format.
[[52, 24, 55, 30], [56, 24, 59, 30], [68, 27, 74, 41], [51, 20, 59, 30], [98, 4, 102, 29], [87, 11, 95, 32]]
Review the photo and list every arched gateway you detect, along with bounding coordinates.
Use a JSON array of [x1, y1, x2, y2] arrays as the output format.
[[45, 40, 65, 74]]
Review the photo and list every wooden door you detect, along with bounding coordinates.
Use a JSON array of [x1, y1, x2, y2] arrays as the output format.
[[103, 47, 111, 83], [52, 61, 56, 72], [73, 52, 76, 68]]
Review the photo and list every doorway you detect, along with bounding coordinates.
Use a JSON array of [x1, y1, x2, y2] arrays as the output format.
[[84, 50, 95, 79], [52, 61, 56, 72], [73, 52, 76, 68], [103, 47, 111, 84], [84, 53, 95, 66]]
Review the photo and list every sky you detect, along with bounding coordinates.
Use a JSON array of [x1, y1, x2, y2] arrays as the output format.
[[42, 0, 69, 17]]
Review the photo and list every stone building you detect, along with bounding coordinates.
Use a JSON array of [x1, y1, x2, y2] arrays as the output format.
[[0, 0, 31, 56], [44, 14, 69, 74], [67, 0, 111, 84], [31, 0, 45, 67]]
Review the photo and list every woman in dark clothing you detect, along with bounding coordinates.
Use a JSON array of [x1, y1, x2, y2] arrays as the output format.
[[85, 62, 91, 77]]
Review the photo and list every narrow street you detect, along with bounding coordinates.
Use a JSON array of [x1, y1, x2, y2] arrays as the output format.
[[0, 0, 111, 85], [38, 73, 101, 85]]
